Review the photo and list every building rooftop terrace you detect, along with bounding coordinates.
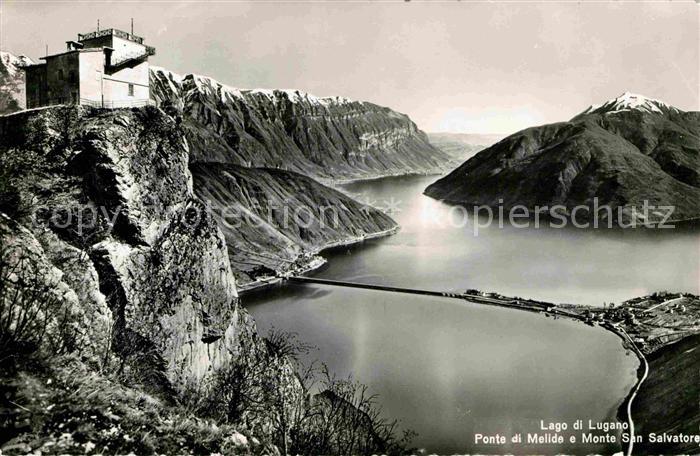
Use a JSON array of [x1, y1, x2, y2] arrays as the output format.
[[78, 28, 146, 45]]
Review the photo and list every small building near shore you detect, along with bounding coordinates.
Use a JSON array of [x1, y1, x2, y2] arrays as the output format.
[[23, 26, 155, 109]]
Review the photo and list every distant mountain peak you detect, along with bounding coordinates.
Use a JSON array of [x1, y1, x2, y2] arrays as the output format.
[[0, 51, 34, 115], [0, 51, 33, 75], [577, 92, 678, 118]]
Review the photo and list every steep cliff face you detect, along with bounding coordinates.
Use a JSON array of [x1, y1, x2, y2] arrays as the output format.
[[150, 67, 450, 181], [425, 93, 700, 224], [0, 51, 31, 115], [192, 163, 397, 286], [0, 106, 253, 391]]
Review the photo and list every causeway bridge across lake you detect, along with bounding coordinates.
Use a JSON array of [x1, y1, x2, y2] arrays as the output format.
[[288, 276, 556, 313]]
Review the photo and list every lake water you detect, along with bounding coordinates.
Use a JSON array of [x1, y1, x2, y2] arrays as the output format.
[[244, 174, 699, 454]]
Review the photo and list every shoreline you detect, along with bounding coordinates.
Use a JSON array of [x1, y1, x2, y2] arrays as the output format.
[[595, 322, 648, 456], [237, 225, 400, 295], [319, 169, 450, 187], [233, 175, 695, 455], [611, 326, 649, 456]]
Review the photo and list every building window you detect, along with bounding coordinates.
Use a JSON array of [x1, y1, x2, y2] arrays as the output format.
[[57, 69, 64, 81], [68, 71, 76, 83], [128, 83, 134, 97]]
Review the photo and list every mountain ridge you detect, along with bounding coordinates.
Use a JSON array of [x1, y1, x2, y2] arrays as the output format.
[[147, 65, 408, 285], [1, 55, 451, 186], [425, 94, 700, 224], [150, 66, 452, 182]]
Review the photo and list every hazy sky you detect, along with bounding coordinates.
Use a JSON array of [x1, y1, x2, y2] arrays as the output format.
[[1, 0, 697, 134]]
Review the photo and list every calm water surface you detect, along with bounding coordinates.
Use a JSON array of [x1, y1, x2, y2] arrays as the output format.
[[245, 175, 699, 454]]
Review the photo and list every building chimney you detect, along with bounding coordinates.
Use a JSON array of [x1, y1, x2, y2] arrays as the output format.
[[97, 19, 100, 32], [131, 18, 134, 36]]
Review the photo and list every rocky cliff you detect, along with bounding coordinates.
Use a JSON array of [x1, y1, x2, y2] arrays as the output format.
[[150, 66, 450, 182], [0, 106, 251, 391], [425, 93, 700, 224], [0, 105, 298, 454]]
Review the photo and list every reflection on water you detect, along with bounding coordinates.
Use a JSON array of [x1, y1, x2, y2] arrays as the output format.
[[331, 175, 699, 306], [245, 175, 698, 454]]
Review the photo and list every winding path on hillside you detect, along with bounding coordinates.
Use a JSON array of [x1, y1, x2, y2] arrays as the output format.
[[644, 297, 683, 313]]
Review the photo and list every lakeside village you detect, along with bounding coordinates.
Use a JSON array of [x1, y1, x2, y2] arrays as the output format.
[[431, 288, 700, 356], [558, 291, 700, 354]]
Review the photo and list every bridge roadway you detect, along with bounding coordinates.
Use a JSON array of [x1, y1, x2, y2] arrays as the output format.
[[288, 276, 553, 313]]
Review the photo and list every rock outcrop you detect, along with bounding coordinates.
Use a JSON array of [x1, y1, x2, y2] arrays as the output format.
[[0, 106, 251, 392], [150, 66, 450, 182], [1, 105, 387, 454], [425, 93, 700, 224]]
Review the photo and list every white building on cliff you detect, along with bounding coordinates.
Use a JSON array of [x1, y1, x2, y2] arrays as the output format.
[[24, 25, 155, 109]]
